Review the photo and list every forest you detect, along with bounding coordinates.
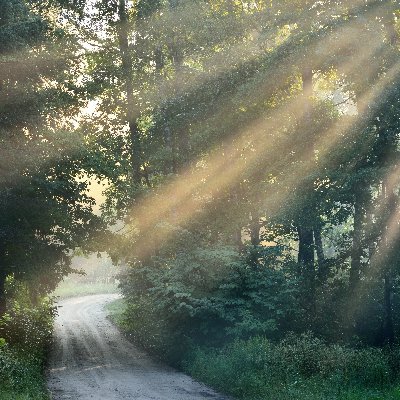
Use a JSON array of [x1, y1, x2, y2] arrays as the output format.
[[0, 0, 400, 399]]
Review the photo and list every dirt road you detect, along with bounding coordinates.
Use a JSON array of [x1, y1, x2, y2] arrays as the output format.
[[47, 294, 229, 400]]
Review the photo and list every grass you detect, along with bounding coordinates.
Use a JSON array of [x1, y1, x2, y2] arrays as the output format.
[[185, 337, 400, 400], [52, 281, 119, 299], [105, 298, 127, 325], [0, 390, 48, 400]]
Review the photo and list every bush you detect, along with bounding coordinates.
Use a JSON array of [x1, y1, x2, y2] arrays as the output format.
[[119, 238, 302, 364], [0, 340, 47, 398], [184, 334, 400, 400], [0, 286, 55, 399], [0, 297, 55, 351]]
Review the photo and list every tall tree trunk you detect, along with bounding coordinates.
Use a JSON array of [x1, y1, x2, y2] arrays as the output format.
[[297, 66, 316, 321], [249, 211, 260, 246], [349, 189, 364, 290], [170, 26, 188, 173], [383, 272, 395, 345], [298, 226, 315, 268], [380, 3, 398, 347], [381, 182, 395, 345], [117, 0, 143, 186], [0, 270, 6, 316], [298, 224, 316, 320], [314, 224, 327, 281]]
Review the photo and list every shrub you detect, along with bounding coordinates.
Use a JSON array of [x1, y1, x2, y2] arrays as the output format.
[[0, 285, 55, 399], [0, 340, 47, 397], [119, 238, 302, 364], [184, 334, 400, 400]]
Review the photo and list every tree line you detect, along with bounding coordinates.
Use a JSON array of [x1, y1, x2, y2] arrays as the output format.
[[1, 0, 400, 356]]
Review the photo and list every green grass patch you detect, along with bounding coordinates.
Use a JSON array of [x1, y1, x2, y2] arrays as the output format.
[[105, 298, 127, 326], [185, 336, 400, 400], [52, 281, 119, 299], [0, 391, 48, 400]]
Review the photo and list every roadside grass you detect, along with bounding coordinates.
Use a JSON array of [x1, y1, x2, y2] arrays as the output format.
[[52, 281, 119, 299], [106, 298, 400, 400], [105, 298, 127, 326], [184, 337, 400, 400], [0, 388, 48, 400]]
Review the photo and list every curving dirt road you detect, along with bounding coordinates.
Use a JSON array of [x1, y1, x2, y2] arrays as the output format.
[[47, 294, 229, 400]]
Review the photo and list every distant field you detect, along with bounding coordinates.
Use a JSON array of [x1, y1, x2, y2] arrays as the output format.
[[52, 281, 119, 299]]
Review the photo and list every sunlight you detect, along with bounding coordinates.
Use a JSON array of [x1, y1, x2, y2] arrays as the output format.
[[118, 22, 398, 260]]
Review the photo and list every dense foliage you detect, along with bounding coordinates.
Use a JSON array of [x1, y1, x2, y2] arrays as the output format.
[[0, 283, 55, 399], [186, 334, 400, 400], [89, 0, 400, 349], [1, 0, 400, 399], [0, 0, 101, 398]]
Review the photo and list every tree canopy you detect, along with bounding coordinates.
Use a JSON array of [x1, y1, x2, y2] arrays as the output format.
[[1, 0, 400, 351]]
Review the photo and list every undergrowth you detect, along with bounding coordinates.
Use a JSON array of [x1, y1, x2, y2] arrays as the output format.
[[107, 298, 400, 400], [0, 286, 54, 400]]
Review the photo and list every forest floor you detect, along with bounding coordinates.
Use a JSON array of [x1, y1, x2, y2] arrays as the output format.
[[46, 294, 229, 400]]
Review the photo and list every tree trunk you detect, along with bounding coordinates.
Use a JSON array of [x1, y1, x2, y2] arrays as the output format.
[[380, 16, 397, 345], [298, 225, 315, 267], [249, 211, 260, 246], [298, 224, 316, 320], [314, 224, 327, 281], [350, 189, 364, 290], [297, 66, 316, 321], [383, 272, 395, 345], [0, 271, 6, 316], [117, 0, 143, 186], [170, 25, 188, 173], [381, 181, 395, 345]]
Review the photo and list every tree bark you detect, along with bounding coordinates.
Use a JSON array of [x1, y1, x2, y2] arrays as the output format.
[[249, 211, 260, 246], [380, 3, 397, 347], [0, 270, 7, 316], [298, 225, 315, 267], [297, 224, 316, 319], [314, 224, 327, 281], [117, 0, 143, 186], [297, 66, 316, 320], [381, 181, 395, 345], [383, 272, 395, 345], [349, 189, 364, 290]]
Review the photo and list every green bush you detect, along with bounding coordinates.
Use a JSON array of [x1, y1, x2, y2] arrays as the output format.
[[184, 334, 400, 400], [0, 286, 54, 399], [119, 237, 302, 363], [0, 297, 55, 351], [0, 340, 47, 398]]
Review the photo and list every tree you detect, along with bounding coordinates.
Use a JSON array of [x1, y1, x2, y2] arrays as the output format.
[[0, 0, 100, 314]]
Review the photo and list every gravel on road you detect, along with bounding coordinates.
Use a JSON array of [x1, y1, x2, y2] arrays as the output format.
[[47, 294, 229, 400]]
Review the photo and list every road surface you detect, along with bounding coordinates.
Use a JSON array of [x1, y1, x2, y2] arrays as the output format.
[[47, 294, 229, 400]]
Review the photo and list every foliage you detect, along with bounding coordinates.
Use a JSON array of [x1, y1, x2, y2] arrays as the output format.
[[0, 0, 101, 313], [2, 0, 400, 398], [185, 334, 400, 400], [0, 286, 54, 399], [0, 342, 49, 399], [119, 237, 302, 363]]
